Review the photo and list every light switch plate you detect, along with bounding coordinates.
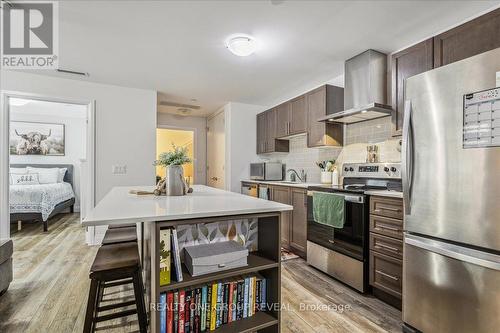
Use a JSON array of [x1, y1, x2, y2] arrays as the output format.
[[112, 165, 127, 174]]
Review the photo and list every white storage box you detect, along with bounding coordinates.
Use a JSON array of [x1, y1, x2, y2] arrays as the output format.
[[184, 241, 249, 277]]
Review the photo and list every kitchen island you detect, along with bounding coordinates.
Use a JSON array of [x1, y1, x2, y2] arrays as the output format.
[[83, 185, 292, 333]]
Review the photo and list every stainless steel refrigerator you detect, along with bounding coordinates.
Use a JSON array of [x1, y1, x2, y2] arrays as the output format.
[[402, 48, 500, 333]]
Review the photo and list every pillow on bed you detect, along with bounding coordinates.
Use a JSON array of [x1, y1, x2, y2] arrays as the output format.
[[27, 167, 59, 184], [10, 167, 27, 174], [9, 167, 28, 185], [11, 173, 40, 185], [58, 168, 68, 183]]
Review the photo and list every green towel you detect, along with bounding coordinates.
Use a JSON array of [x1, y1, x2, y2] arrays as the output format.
[[313, 192, 345, 228]]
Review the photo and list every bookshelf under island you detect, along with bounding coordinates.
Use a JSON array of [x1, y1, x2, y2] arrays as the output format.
[[83, 185, 292, 333]]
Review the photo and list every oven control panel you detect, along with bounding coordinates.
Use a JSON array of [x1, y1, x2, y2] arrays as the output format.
[[342, 163, 401, 179]]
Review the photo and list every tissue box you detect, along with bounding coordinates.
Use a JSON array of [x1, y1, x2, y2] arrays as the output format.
[[184, 241, 248, 277]]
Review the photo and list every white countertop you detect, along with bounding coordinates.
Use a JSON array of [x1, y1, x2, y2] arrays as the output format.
[[364, 190, 403, 199], [83, 185, 293, 226], [241, 179, 324, 189]]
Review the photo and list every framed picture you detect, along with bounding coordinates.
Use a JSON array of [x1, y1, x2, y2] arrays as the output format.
[[9, 121, 65, 156]]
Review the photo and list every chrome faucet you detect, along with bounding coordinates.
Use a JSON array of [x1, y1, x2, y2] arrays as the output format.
[[287, 169, 306, 183]]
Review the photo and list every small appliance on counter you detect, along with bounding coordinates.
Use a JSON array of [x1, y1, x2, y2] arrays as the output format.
[[306, 162, 402, 293], [250, 162, 283, 181]]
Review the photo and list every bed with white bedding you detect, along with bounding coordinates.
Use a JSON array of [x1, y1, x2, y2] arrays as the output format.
[[9, 164, 75, 232], [10, 182, 75, 221]]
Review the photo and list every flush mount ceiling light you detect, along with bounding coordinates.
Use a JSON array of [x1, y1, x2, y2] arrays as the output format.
[[225, 35, 257, 57]]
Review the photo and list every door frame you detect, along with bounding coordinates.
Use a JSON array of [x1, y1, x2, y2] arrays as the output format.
[[207, 108, 225, 189], [156, 124, 198, 184], [0, 91, 96, 242]]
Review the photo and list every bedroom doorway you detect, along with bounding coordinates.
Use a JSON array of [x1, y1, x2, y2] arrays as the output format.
[[156, 127, 196, 185], [0, 93, 95, 241]]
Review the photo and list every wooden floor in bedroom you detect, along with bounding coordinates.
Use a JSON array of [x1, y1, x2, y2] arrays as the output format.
[[0, 213, 402, 333]]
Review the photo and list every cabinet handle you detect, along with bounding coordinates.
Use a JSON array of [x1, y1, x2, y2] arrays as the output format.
[[375, 244, 400, 253], [377, 225, 400, 232], [375, 269, 399, 281], [377, 206, 402, 213]]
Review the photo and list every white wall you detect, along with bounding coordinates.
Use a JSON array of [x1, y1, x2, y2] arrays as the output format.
[[1, 70, 157, 242], [157, 113, 207, 185], [224, 102, 266, 193], [10, 100, 87, 210]]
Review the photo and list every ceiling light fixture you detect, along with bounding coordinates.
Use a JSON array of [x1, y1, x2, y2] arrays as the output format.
[[225, 35, 257, 57]]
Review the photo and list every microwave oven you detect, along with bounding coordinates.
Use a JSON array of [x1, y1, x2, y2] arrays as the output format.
[[250, 162, 283, 181]]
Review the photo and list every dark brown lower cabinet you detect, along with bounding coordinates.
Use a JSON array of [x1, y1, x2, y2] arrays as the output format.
[[269, 185, 307, 258], [289, 188, 307, 257], [270, 186, 291, 250], [369, 195, 403, 309]]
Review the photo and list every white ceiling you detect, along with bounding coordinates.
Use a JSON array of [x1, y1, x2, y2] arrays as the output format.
[[34, 0, 500, 116], [9, 98, 88, 119]]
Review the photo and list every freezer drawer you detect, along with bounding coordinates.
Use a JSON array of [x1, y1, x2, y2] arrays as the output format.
[[403, 234, 500, 333]]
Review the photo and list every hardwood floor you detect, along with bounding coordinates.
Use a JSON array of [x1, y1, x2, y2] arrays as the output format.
[[0, 214, 402, 332], [281, 259, 402, 333]]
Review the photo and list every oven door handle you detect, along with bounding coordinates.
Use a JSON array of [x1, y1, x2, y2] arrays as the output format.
[[307, 190, 364, 204]]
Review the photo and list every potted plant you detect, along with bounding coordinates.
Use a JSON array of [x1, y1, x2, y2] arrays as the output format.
[[154, 145, 192, 196]]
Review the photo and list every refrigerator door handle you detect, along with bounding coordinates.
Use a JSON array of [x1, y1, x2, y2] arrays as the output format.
[[405, 234, 500, 271], [402, 100, 414, 215]]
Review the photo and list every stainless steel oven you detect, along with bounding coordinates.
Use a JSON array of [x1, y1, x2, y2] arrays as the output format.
[[307, 192, 366, 260], [305, 162, 402, 293], [306, 190, 369, 292]]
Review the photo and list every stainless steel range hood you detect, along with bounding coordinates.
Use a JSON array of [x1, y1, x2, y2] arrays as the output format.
[[319, 50, 393, 124]]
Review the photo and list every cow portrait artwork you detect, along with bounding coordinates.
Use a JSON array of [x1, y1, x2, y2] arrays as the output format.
[[10, 122, 65, 156], [15, 129, 52, 155]]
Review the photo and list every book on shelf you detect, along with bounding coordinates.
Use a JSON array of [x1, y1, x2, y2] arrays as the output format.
[[216, 281, 223, 328], [178, 290, 186, 333], [201, 285, 208, 332], [167, 292, 174, 333], [159, 229, 171, 286], [210, 282, 218, 331], [243, 277, 250, 319], [173, 291, 179, 333], [160, 274, 267, 332], [171, 228, 183, 282], [236, 277, 244, 320], [160, 293, 167, 333], [189, 289, 195, 332]]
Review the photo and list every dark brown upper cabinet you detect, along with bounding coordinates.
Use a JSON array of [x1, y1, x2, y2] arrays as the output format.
[[275, 102, 291, 138], [434, 8, 500, 68], [275, 95, 307, 138], [256, 108, 289, 154], [289, 95, 307, 135], [306, 85, 344, 148], [391, 38, 433, 136], [256, 111, 267, 154]]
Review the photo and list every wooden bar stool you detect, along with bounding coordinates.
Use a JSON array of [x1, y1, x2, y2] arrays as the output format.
[[108, 223, 136, 229], [84, 242, 147, 333], [102, 226, 137, 245]]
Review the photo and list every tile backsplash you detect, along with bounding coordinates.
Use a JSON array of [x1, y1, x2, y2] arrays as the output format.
[[259, 117, 401, 183]]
